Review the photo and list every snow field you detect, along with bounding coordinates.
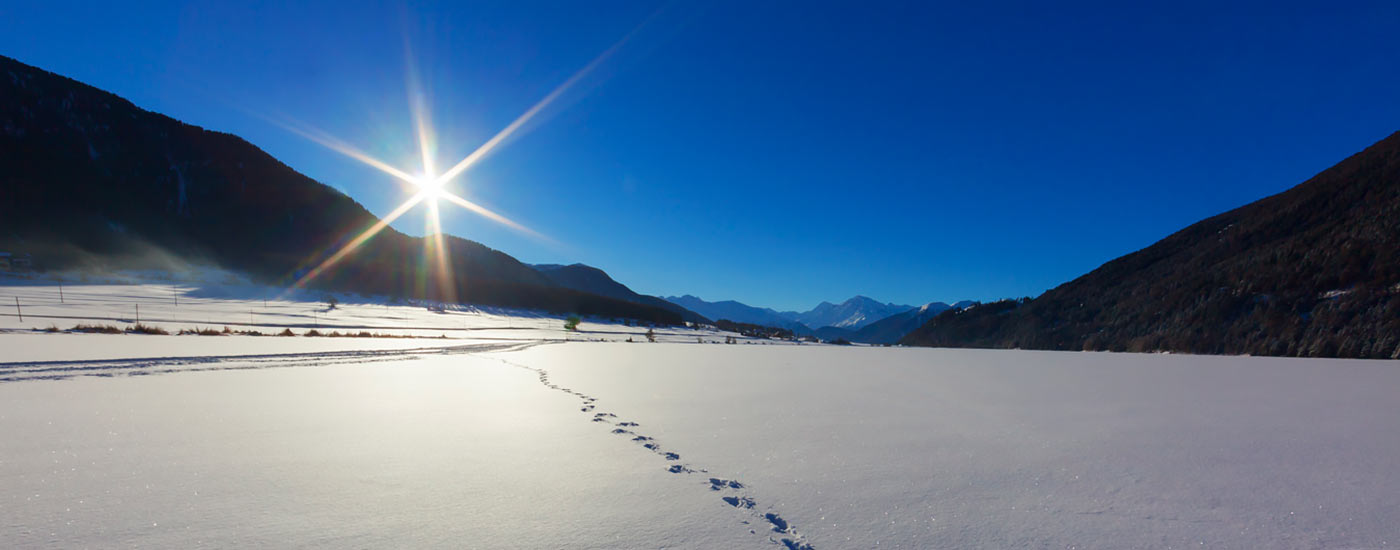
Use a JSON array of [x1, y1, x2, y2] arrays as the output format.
[[4, 278, 1397, 548], [0, 279, 779, 365], [500, 344, 1400, 549], [0, 353, 761, 548]]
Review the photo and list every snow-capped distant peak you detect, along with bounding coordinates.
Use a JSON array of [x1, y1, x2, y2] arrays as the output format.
[[793, 296, 917, 330], [918, 301, 951, 314]]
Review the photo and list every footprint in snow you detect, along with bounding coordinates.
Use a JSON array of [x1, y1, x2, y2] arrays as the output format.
[[709, 478, 744, 491], [764, 513, 788, 533], [722, 496, 755, 509], [617, 421, 639, 427], [779, 538, 814, 550]]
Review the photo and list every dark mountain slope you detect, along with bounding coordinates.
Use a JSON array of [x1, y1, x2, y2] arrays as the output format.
[[532, 263, 708, 323], [902, 131, 1400, 359], [0, 54, 680, 324]]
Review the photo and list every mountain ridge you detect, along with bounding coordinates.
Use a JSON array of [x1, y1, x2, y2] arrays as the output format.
[[664, 294, 941, 333], [808, 300, 976, 344], [901, 131, 1400, 358], [663, 295, 802, 330], [0, 54, 683, 324], [787, 295, 916, 329], [531, 263, 708, 323]]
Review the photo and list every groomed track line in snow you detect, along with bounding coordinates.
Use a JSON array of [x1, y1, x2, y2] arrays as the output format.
[[1, 332, 818, 546], [0, 311, 715, 341], [0, 341, 551, 382], [492, 356, 818, 550], [0, 310, 603, 333]]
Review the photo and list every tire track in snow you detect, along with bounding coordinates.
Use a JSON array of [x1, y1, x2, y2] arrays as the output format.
[[493, 356, 817, 550]]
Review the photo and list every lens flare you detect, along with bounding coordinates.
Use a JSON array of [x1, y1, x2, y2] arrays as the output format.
[[278, 15, 656, 297], [289, 192, 427, 292]]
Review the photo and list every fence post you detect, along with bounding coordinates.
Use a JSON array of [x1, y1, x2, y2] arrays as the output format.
[[14, 297, 21, 323], [59, 283, 64, 304], [136, 304, 140, 325]]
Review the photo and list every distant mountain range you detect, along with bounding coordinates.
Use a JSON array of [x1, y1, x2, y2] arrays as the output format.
[[789, 296, 915, 329], [902, 130, 1400, 359], [664, 294, 971, 343], [0, 54, 683, 324], [815, 300, 975, 344], [664, 295, 806, 330]]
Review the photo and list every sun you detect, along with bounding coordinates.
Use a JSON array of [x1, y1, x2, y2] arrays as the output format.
[[415, 174, 444, 199], [276, 21, 646, 294]]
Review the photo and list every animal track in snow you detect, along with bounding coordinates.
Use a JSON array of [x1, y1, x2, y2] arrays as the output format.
[[765, 513, 788, 532], [710, 478, 744, 491], [779, 538, 814, 550], [492, 355, 818, 549]]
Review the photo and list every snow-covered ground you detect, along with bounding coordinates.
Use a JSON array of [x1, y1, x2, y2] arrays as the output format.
[[497, 345, 1400, 549], [0, 275, 777, 365], [2, 277, 1398, 548]]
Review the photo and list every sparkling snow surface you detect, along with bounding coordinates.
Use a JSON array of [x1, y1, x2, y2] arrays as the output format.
[[500, 345, 1400, 548], [2, 280, 1399, 549], [0, 354, 757, 549]]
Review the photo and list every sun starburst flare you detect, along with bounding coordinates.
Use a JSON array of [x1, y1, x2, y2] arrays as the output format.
[[273, 14, 662, 299], [279, 64, 599, 293], [278, 113, 538, 298]]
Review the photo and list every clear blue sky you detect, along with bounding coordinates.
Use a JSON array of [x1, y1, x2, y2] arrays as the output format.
[[3, 1, 1398, 311]]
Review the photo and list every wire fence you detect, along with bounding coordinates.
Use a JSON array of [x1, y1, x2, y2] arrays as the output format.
[[0, 281, 564, 335]]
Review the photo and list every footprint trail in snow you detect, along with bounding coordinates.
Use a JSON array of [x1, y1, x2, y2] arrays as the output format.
[[493, 356, 817, 550]]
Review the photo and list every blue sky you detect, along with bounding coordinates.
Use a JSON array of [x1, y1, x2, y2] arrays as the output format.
[[3, 1, 1398, 311]]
